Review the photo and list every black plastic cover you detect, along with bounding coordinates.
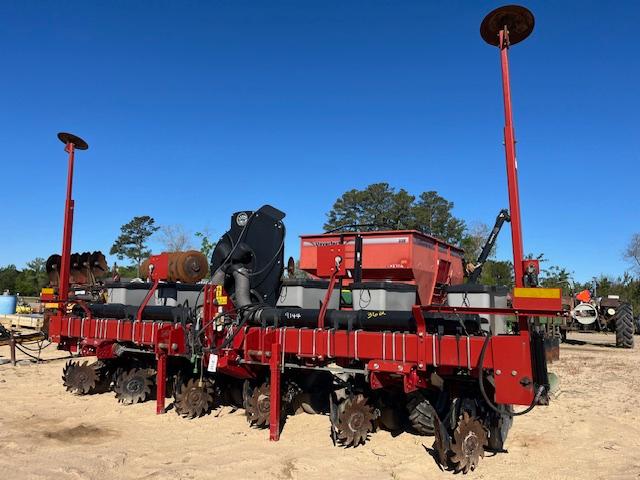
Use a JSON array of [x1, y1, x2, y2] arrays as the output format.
[[210, 205, 286, 306], [73, 303, 190, 323]]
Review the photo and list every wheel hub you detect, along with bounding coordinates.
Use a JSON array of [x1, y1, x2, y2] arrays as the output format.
[[126, 379, 144, 393], [463, 432, 479, 455], [186, 390, 203, 404], [348, 412, 365, 431], [257, 393, 270, 415]]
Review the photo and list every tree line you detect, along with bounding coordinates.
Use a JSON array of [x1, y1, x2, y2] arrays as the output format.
[[324, 183, 640, 313], [2, 182, 639, 309], [0, 258, 48, 297], [108, 216, 216, 276], [0, 222, 215, 296]]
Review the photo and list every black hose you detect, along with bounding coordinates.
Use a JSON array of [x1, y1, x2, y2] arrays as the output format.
[[14, 344, 42, 361], [15, 340, 51, 352], [195, 309, 236, 348], [198, 303, 265, 354], [477, 332, 541, 417], [232, 268, 253, 308]]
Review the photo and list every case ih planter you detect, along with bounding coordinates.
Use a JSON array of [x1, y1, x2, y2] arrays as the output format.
[[43, 5, 565, 473]]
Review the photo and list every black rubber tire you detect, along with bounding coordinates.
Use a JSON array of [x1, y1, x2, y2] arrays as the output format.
[[406, 391, 436, 436], [614, 303, 634, 348], [486, 406, 513, 452], [634, 316, 640, 335], [560, 328, 567, 343]]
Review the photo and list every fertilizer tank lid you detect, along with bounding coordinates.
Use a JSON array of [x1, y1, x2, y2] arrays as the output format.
[[57, 132, 89, 150], [480, 5, 535, 46]]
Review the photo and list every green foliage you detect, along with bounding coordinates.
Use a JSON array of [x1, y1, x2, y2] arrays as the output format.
[[0, 264, 20, 294], [0, 258, 48, 296], [523, 253, 574, 296], [413, 191, 466, 245], [540, 264, 573, 296], [195, 231, 216, 260], [324, 183, 466, 244], [478, 260, 514, 288], [324, 183, 413, 231], [110, 216, 159, 276], [113, 264, 139, 280]]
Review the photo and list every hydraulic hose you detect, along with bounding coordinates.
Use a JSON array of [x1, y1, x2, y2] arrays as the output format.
[[477, 331, 543, 417], [232, 267, 252, 308]]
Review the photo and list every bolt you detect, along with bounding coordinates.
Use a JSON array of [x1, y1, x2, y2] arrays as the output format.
[[496, 369, 502, 375], [418, 363, 424, 369], [511, 370, 517, 376], [373, 363, 379, 369], [171, 343, 178, 351], [397, 365, 403, 371]]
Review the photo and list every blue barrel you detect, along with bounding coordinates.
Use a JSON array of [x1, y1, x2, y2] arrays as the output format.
[[0, 294, 17, 314]]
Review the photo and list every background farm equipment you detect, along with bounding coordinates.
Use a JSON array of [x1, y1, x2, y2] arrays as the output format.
[[39, 5, 566, 474], [562, 285, 635, 348]]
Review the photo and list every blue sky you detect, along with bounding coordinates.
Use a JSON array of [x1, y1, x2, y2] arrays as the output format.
[[0, 1, 638, 283]]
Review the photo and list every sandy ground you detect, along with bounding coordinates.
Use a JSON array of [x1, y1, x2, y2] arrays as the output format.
[[2, 332, 640, 480]]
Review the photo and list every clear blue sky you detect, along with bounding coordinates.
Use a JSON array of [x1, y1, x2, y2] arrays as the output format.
[[0, 1, 638, 282]]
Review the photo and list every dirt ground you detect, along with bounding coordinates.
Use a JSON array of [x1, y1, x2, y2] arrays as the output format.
[[1, 332, 640, 480]]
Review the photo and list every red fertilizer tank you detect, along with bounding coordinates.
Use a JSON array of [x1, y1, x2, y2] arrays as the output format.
[[299, 230, 465, 304]]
